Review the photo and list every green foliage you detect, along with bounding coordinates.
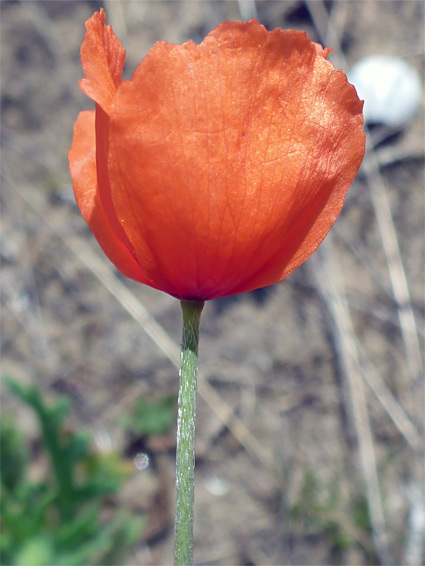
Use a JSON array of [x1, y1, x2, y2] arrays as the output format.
[[123, 392, 176, 437], [1, 378, 144, 566], [0, 417, 28, 492]]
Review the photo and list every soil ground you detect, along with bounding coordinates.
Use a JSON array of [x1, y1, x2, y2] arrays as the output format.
[[1, 1, 424, 565]]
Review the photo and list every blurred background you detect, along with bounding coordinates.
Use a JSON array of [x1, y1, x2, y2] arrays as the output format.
[[1, 1, 423, 565]]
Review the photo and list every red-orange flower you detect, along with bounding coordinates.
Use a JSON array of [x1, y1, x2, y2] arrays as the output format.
[[69, 10, 365, 301]]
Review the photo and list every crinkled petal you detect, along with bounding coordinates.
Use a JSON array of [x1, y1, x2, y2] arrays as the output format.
[[79, 10, 140, 256], [68, 110, 150, 284], [79, 8, 125, 114], [107, 20, 364, 300], [95, 105, 136, 257], [313, 42, 333, 58], [108, 20, 364, 299]]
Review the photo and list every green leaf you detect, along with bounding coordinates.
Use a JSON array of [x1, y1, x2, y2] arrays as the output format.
[[15, 536, 54, 566], [1, 378, 144, 565], [0, 417, 28, 491]]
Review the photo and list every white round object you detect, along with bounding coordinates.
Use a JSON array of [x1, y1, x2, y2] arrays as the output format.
[[134, 452, 150, 470], [348, 56, 422, 127]]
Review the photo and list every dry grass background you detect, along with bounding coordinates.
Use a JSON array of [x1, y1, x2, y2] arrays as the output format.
[[1, 1, 424, 565]]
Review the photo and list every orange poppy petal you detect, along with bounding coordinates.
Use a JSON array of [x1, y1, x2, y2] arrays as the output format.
[[79, 8, 125, 114], [313, 42, 333, 58], [79, 10, 141, 257], [95, 104, 137, 257], [68, 110, 150, 284], [107, 20, 364, 300]]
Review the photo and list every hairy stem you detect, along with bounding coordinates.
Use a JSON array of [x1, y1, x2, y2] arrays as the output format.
[[174, 299, 204, 566]]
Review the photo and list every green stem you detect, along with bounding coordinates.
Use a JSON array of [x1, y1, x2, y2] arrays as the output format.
[[174, 299, 204, 566]]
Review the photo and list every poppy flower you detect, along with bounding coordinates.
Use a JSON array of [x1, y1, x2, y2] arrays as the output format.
[[69, 9, 365, 301]]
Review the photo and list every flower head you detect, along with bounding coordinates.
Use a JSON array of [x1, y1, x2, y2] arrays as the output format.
[[69, 9, 365, 300]]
